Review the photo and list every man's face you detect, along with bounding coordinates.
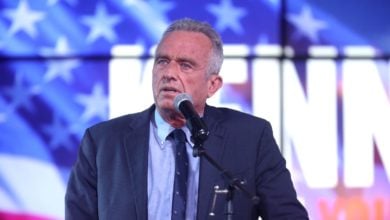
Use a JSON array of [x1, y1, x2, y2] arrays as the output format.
[[152, 31, 221, 115]]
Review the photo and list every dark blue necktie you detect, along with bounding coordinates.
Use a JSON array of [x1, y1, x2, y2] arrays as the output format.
[[171, 129, 189, 220]]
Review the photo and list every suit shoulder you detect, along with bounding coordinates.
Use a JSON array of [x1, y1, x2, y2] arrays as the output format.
[[90, 114, 132, 130], [87, 108, 151, 136], [212, 106, 269, 126]]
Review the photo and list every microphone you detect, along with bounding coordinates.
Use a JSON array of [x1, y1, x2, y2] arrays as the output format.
[[174, 93, 209, 144]]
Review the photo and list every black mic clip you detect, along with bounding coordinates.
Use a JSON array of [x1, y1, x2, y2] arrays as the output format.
[[187, 118, 209, 145]]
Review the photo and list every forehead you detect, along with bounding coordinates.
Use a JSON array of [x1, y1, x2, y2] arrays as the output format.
[[156, 31, 213, 57]]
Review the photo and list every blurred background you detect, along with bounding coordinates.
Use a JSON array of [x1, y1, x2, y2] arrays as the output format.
[[0, 0, 389, 219]]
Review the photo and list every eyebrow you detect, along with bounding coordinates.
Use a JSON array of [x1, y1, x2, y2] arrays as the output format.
[[177, 57, 197, 66], [155, 53, 198, 66], [154, 53, 168, 60]]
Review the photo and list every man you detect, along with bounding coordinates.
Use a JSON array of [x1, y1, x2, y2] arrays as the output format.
[[65, 18, 308, 219]]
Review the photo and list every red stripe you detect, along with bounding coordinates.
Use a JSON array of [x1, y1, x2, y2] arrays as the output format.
[[0, 211, 56, 220]]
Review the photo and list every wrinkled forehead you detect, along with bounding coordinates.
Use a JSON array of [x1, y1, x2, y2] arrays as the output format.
[[156, 31, 213, 59], [157, 31, 212, 50]]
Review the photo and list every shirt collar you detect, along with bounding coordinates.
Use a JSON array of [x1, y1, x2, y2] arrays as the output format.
[[154, 109, 174, 144], [153, 109, 193, 147]]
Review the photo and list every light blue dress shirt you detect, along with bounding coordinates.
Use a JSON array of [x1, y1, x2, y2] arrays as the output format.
[[148, 110, 200, 219]]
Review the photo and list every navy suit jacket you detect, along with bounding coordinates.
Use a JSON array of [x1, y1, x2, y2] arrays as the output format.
[[65, 105, 308, 219]]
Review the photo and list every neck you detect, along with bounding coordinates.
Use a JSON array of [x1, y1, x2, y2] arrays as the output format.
[[157, 108, 186, 128]]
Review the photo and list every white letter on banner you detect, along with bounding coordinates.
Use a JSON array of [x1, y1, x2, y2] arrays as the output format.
[[343, 60, 390, 187], [109, 45, 154, 118], [252, 59, 282, 146], [283, 59, 338, 188]]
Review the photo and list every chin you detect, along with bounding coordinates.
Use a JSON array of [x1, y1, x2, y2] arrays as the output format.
[[157, 100, 174, 111]]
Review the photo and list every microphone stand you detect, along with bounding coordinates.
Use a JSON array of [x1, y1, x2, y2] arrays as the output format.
[[190, 130, 260, 219]]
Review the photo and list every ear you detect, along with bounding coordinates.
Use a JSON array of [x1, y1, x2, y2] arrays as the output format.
[[207, 74, 223, 98]]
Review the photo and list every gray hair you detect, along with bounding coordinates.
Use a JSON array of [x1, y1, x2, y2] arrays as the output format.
[[159, 18, 224, 76]]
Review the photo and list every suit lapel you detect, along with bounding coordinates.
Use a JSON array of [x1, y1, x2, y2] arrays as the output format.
[[120, 105, 228, 219], [197, 106, 228, 219], [122, 106, 154, 219]]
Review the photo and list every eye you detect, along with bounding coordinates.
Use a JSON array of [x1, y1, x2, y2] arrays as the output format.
[[180, 62, 193, 71], [156, 58, 169, 66]]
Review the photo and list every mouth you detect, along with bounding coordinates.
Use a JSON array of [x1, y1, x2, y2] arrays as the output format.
[[160, 86, 181, 94]]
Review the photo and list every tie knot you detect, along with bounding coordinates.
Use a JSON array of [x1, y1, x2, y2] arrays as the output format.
[[171, 129, 186, 143]]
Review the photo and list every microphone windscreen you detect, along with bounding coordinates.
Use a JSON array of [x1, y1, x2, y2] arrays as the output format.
[[174, 93, 193, 112]]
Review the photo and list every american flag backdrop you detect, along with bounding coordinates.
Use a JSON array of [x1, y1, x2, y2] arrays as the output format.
[[1, 0, 390, 219]]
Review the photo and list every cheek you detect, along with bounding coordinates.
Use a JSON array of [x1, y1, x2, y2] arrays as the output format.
[[152, 69, 161, 86], [152, 74, 157, 85], [152, 72, 161, 96], [187, 81, 209, 98]]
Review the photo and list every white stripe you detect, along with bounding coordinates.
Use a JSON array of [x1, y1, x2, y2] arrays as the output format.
[[344, 46, 377, 57], [309, 46, 338, 57], [0, 154, 65, 219], [254, 45, 282, 56]]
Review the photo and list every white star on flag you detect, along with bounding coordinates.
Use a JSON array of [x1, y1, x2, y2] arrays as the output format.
[[148, 0, 175, 16], [44, 59, 81, 83], [82, 3, 122, 44], [2, 73, 36, 112], [207, 0, 247, 34], [3, 0, 45, 38], [42, 37, 80, 83], [123, 0, 139, 6], [47, 0, 78, 6], [287, 6, 328, 43], [76, 83, 108, 122], [42, 115, 74, 150], [41, 36, 74, 56], [0, 112, 6, 123]]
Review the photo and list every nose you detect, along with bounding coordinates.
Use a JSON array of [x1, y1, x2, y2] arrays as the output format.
[[163, 61, 180, 80]]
